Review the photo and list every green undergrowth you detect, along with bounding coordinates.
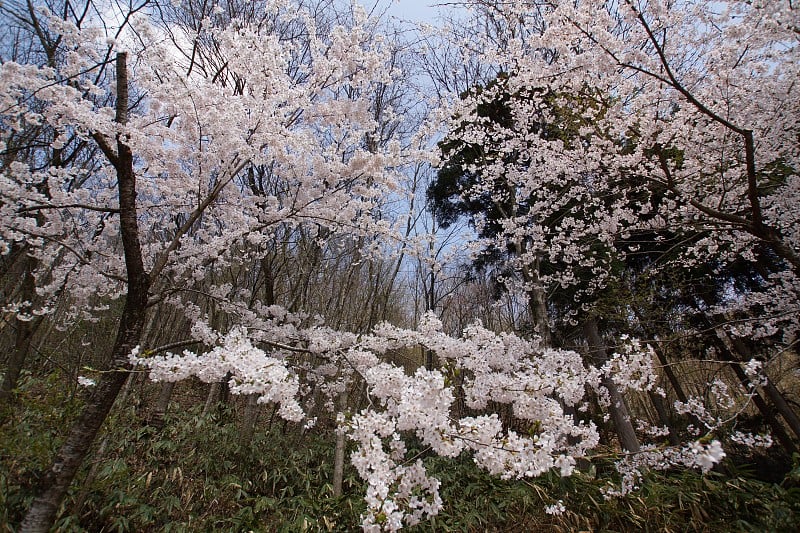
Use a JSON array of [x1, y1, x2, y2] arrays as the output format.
[[2, 373, 800, 532]]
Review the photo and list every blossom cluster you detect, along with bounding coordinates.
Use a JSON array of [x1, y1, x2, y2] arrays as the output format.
[[601, 336, 658, 393], [603, 440, 726, 498], [6, 0, 789, 530], [133, 327, 304, 422], [129, 307, 739, 531]]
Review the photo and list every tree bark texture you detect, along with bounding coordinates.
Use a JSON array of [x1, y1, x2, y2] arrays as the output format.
[[1, 252, 42, 405], [583, 318, 641, 453], [721, 331, 800, 442], [728, 362, 797, 455], [648, 390, 680, 445], [203, 381, 222, 418], [150, 381, 176, 430], [20, 53, 150, 532], [712, 324, 800, 447], [332, 385, 350, 497], [240, 393, 260, 445], [649, 343, 689, 404]]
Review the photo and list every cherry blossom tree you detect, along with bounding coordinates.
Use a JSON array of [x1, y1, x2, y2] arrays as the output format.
[[0, 0, 117, 402], [548, 1, 796, 330], [423, 0, 798, 519], [4, 1, 788, 531], [1, 0, 410, 529], [433, 0, 798, 336], [539, 0, 799, 451]]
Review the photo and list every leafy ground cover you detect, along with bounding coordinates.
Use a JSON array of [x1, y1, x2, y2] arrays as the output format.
[[2, 373, 799, 532]]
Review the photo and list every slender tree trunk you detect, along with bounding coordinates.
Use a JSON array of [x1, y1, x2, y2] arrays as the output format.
[[203, 381, 222, 418], [762, 380, 800, 442], [149, 381, 176, 430], [332, 385, 350, 497], [727, 362, 797, 455], [21, 372, 134, 531], [712, 325, 800, 444], [0, 242, 27, 282], [648, 390, 679, 445], [20, 53, 150, 532], [424, 254, 436, 371], [146, 312, 189, 429], [649, 343, 689, 404], [70, 439, 108, 518], [720, 330, 800, 441], [698, 311, 797, 452], [1, 254, 42, 404], [522, 256, 551, 347], [583, 318, 640, 453], [1, 311, 40, 402], [631, 307, 690, 405], [240, 393, 260, 445], [646, 340, 703, 436], [72, 369, 139, 519]]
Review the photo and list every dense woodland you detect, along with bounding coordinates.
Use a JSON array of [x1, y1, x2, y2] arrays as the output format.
[[1, 0, 799, 531]]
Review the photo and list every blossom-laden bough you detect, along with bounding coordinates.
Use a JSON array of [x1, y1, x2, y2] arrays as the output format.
[[134, 311, 729, 531], [3, 0, 790, 530]]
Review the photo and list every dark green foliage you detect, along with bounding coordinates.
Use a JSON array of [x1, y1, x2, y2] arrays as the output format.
[[428, 72, 635, 329], [2, 373, 799, 532], [1, 372, 87, 529]]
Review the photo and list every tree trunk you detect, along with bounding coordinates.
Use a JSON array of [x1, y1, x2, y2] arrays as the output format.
[[20, 53, 150, 532], [203, 381, 222, 418], [762, 380, 800, 442], [583, 318, 640, 453], [332, 385, 350, 497], [523, 256, 551, 347], [70, 438, 108, 518], [1, 253, 42, 404], [649, 343, 689, 404], [631, 307, 693, 407], [146, 313, 188, 429], [648, 390, 679, 445], [240, 393, 260, 445], [149, 381, 176, 430], [728, 362, 797, 455], [0, 313, 40, 402], [0, 242, 27, 283], [721, 331, 800, 442], [72, 369, 140, 517], [712, 323, 800, 444]]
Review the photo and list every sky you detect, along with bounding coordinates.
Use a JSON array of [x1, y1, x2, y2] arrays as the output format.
[[378, 0, 446, 22]]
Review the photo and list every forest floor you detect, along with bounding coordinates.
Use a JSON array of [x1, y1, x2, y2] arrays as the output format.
[[2, 373, 799, 532]]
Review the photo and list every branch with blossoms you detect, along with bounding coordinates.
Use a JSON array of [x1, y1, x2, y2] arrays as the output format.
[[132, 310, 738, 531]]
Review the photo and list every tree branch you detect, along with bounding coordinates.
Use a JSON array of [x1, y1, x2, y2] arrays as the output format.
[[19, 203, 120, 214]]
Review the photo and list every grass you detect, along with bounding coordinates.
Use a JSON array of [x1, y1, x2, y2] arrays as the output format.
[[2, 372, 799, 532]]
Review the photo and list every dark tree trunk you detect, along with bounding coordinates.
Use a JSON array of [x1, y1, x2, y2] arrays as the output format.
[[648, 390, 680, 445], [203, 381, 222, 417], [20, 370, 133, 531], [522, 256, 551, 348], [72, 372, 136, 517], [332, 385, 350, 497], [649, 343, 689, 404], [762, 380, 800, 442], [698, 311, 797, 453], [0, 242, 27, 282], [1, 251, 42, 405], [728, 362, 797, 455], [630, 307, 690, 405], [584, 318, 641, 453], [721, 331, 800, 442], [20, 53, 150, 532]]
